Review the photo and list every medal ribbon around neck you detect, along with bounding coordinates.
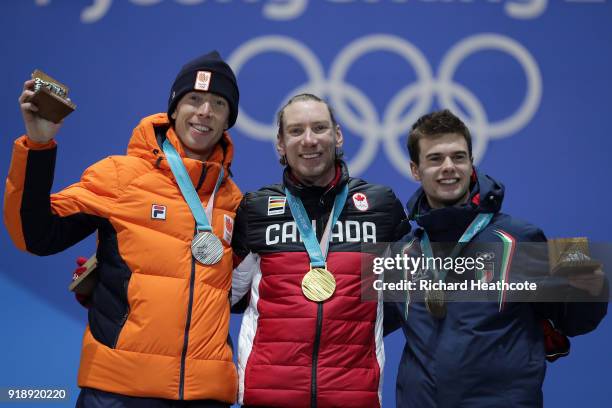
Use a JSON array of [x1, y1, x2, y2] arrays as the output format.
[[420, 212, 494, 281], [416, 212, 493, 318], [285, 183, 349, 301], [163, 139, 225, 264]]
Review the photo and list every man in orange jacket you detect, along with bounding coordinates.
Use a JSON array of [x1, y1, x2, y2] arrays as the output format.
[[4, 51, 242, 407]]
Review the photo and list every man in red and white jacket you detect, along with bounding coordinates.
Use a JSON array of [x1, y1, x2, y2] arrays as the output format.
[[230, 93, 409, 408]]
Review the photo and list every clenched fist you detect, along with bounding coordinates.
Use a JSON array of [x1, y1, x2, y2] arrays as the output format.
[[18, 79, 63, 143]]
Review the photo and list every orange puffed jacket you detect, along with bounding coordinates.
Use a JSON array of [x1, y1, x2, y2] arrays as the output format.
[[4, 113, 242, 402]]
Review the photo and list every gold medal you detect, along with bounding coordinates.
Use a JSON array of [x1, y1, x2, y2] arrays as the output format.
[[302, 267, 336, 302], [425, 289, 446, 319]]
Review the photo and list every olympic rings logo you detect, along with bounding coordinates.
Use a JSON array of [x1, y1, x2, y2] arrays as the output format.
[[228, 34, 542, 178]]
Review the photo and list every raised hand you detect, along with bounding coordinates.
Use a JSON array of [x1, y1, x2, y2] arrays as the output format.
[[18, 79, 63, 143], [568, 267, 605, 297]]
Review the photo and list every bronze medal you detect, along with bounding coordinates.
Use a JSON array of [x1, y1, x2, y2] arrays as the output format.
[[302, 267, 336, 302], [425, 288, 446, 319]]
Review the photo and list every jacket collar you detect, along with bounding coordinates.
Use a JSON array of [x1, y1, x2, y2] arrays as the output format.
[[283, 160, 349, 200], [406, 169, 504, 241], [126, 113, 235, 193]]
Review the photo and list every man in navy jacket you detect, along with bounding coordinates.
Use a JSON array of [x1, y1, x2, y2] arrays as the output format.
[[385, 109, 608, 408]]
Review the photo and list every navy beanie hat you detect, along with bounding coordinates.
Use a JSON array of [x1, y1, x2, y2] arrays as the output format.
[[168, 50, 239, 128]]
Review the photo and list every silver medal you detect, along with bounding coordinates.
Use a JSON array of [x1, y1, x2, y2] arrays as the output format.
[[191, 231, 223, 265]]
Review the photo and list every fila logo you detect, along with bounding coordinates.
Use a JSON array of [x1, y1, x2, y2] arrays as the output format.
[[151, 204, 167, 220], [352, 192, 369, 211], [265, 220, 377, 245], [195, 71, 212, 91]]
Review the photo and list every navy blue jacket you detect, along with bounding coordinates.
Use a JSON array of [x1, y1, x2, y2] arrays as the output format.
[[385, 171, 608, 408]]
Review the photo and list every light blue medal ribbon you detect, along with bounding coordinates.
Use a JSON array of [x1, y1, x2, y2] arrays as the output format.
[[408, 212, 493, 318], [284, 183, 349, 268], [163, 139, 225, 264], [285, 183, 349, 302], [421, 212, 493, 281]]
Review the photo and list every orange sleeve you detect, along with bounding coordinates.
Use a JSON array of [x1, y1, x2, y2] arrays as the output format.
[[4, 135, 119, 254]]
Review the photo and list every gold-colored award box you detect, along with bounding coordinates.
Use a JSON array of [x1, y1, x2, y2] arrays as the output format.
[[29, 69, 76, 123], [548, 237, 601, 276]]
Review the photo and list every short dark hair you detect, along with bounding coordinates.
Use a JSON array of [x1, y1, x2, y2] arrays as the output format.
[[277, 93, 337, 137], [407, 109, 472, 164]]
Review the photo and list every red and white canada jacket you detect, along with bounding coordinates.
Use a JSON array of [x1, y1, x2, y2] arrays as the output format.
[[231, 162, 409, 408]]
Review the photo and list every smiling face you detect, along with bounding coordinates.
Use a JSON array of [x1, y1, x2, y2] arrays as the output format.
[[171, 91, 229, 161], [410, 132, 473, 209], [276, 99, 343, 187]]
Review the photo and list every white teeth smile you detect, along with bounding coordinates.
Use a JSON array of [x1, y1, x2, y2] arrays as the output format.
[[301, 153, 321, 159], [439, 179, 459, 185], [191, 124, 211, 133]]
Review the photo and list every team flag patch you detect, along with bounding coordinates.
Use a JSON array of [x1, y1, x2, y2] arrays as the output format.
[[493, 229, 516, 312], [151, 204, 167, 220], [267, 196, 286, 216], [223, 214, 234, 244], [476, 263, 495, 283], [352, 192, 369, 211], [476, 251, 495, 283], [195, 71, 212, 91]]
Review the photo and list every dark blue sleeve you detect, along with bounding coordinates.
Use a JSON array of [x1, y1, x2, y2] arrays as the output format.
[[384, 301, 403, 336]]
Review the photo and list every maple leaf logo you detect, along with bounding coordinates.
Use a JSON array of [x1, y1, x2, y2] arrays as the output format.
[[352, 193, 369, 211]]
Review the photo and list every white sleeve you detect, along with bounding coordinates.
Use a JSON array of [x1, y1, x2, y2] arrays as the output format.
[[231, 252, 259, 306]]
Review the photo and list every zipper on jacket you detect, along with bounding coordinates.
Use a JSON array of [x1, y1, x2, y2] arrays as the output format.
[[311, 302, 324, 408], [179, 247, 197, 400], [179, 166, 207, 399], [310, 186, 336, 407], [111, 279, 131, 348], [195, 166, 208, 191]]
